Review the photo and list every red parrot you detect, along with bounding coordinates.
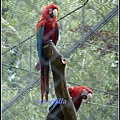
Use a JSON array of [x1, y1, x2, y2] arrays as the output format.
[[35, 4, 60, 102], [46, 86, 93, 120]]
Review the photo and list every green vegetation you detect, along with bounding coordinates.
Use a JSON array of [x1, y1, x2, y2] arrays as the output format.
[[2, 0, 118, 120]]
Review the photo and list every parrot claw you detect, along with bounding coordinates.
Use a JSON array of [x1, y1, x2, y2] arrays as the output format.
[[35, 61, 41, 71], [45, 40, 53, 45], [41, 94, 48, 104]]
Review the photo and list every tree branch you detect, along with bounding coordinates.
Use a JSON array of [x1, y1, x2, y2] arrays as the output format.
[[43, 41, 77, 120]]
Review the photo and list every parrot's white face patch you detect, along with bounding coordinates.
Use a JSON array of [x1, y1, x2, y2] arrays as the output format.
[[81, 89, 92, 100], [49, 8, 52, 13], [82, 89, 88, 95]]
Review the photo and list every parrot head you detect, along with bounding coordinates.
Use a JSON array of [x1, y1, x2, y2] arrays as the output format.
[[68, 86, 93, 101], [68, 86, 93, 111], [80, 86, 93, 101], [42, 4, 58, 21]]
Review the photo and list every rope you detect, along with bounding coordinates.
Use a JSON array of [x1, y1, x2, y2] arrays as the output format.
[[87, 102, 118, 109], [2, 34, 35, 55], [2, 78, 40, 114], [67, 81, 118, 96], [2, 63, 39, 75], [2, 63, 118, 96], [63, 5, 118, 58]]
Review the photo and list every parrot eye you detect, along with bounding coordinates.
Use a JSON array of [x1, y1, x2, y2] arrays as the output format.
[[49, 8, 52, 12], [49, 12, 54, 18], [81, 89, 88, 100], [81, 95, 87, 99]]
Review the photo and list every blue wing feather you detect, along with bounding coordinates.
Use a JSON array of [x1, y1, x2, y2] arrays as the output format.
[[37, 27, 44, 63]]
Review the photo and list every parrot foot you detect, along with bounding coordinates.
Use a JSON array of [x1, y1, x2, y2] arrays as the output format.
[[45, 40, 54, 45], [41, 93, 48, 104], [35, 61, 41, 71]]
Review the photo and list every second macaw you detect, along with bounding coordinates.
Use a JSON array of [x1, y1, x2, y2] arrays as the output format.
[[46, 86, 93, 120], [35, 4, 60, 102]]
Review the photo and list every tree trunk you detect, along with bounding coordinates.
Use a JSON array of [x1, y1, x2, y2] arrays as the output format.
[[43, 41, 77, 120]]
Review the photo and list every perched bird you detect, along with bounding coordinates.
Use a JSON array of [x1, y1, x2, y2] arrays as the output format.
[[46, 86, 93, 120], [35, 4, 60, 102]]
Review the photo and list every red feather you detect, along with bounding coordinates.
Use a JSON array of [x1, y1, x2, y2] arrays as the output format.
[[36, 4, 60, 102]]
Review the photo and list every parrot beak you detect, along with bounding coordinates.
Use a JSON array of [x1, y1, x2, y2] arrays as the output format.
[[87, 93, 92, 101], [53, 9, 58, 17]]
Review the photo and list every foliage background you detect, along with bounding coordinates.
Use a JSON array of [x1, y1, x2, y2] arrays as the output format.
[[2, 0, 118, 120]]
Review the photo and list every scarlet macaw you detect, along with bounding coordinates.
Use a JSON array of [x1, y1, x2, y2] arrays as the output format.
[[46, 86, 93, 120], [36, 4, 60, 102]]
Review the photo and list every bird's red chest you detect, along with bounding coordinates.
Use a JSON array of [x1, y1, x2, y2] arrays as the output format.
[[43, 23, 56, 43], [70, 89, 83, 110]]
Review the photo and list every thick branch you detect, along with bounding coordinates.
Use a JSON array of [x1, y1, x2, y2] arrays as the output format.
[[43, 41, 77, 120]]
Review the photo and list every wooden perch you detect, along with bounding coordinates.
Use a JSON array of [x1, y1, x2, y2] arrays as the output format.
[[43, 41, 77, 120]]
